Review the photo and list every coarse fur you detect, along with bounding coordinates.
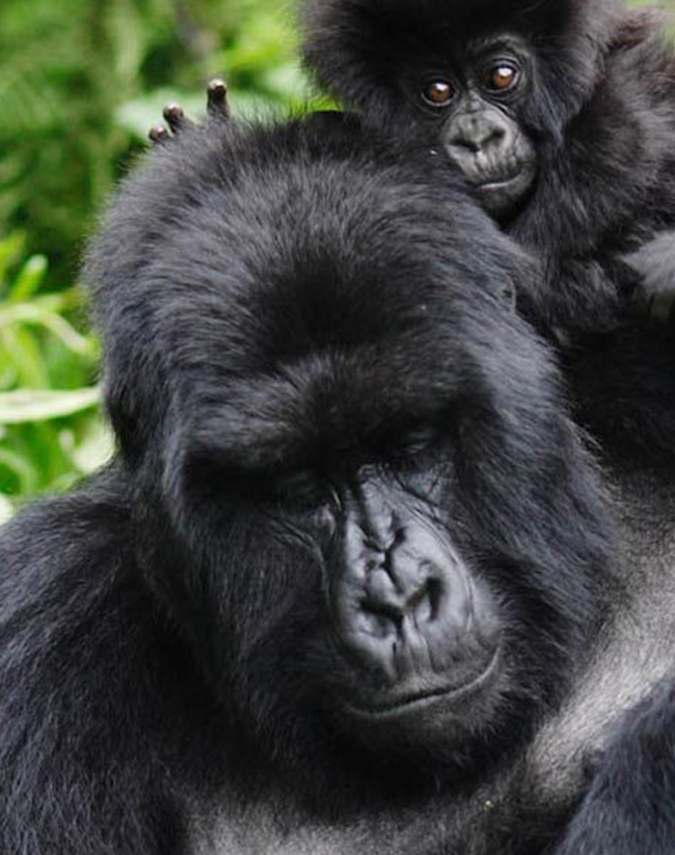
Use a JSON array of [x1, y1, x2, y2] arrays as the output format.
[[1, 116, 675, 855], [299, 0, 675, 331]]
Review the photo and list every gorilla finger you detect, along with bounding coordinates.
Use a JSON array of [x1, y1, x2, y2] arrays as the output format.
[[206, 78, 230, 119], [148, 125, 171, 145], [163, 103, 194, 134]]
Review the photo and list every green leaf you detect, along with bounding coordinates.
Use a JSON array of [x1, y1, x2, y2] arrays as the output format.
[[8, 253, 48, 302], [0, 327, 48, 387], [0, 444, 39, 494], [0, 300, 94, 355], [0, 387, 101, 424], [0, 232, 26, 287], [261, 62, 311, 102], [70, 418, 114, 473], [0, 493, 12, 524]]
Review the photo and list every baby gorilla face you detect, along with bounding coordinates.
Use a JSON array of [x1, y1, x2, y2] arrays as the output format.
[[409, 36, 538, 218]]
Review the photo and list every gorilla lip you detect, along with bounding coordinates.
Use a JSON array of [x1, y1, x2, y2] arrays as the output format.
[[479, 173, 520, 189], [473, 165, 537, 215], [347, 647, 500, 720], [476, 167, 531, 192]]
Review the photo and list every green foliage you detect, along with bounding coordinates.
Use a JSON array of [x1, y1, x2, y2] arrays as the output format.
[[0, 0, 312, 512], [0, 233, 110, 516], [0, 0, 313, 290]]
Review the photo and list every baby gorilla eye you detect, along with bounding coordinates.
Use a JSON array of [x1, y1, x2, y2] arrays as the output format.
[[484, 62, 519, 93], [421, 78, 456, 107]]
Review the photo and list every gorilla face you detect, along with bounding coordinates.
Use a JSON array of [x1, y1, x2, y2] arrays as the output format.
[[87, 118, 610, 786], [180, 347, 507, 757], [410, 35, 539, 216]]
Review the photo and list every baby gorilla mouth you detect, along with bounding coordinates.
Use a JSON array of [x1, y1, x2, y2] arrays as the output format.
[[477, 166, 530, 189], [473, 162, 538, 216]]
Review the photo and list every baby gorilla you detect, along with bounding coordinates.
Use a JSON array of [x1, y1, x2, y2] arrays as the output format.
[[300, 0, 675, 331], [1, 115, 675, 855]]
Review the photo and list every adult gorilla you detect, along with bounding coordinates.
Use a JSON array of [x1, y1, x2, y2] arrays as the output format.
[[0, 115, 673, 854]]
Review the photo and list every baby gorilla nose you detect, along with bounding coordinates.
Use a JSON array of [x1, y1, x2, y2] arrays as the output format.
[[446, 111, 509, 158]]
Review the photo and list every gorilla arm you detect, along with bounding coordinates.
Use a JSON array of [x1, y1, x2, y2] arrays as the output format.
[[538, 464, 675, 855], [0, 468, 191, 854], [529, 324, 675, 854]]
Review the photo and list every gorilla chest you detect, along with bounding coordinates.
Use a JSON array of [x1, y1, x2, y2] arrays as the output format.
[[188, 813, 378, 855], [185, 780, 539, 855]]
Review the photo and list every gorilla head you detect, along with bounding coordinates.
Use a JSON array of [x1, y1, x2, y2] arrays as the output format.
[[300, 0, 627, 218], [299, 0, 675, 335], [85, 116, 611, 800]]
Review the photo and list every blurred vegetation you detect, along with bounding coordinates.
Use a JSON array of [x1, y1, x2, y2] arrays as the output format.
[[0, 0, 673, 518], [0, 0, 312, 518], [0, 235, 104, 521]]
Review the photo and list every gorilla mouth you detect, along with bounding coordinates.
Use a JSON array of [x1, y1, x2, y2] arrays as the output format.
[[348, 647, 500, 720], [479, 171, 522, 189], [475, 166, 533, 194], [457, 148, 535, 190], [471, 163, 537, 216]]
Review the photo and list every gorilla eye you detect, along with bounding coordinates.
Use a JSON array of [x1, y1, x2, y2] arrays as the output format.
[[273, 470, 326, 512], [485, 63, 519, 93], [421, 79, 456, 108], [387, 425, 438, 465]]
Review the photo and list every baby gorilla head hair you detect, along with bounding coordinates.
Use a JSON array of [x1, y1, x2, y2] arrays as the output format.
[[300, 0, 626, 217], [86, 115, 611, 799]]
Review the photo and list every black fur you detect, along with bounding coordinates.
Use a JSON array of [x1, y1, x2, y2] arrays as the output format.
[[0, 116, 619, 854], [299, 0, 675, 331]]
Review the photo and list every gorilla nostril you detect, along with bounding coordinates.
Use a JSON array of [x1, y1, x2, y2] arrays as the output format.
[[360, 602, 401, 638], [474, 127, 506, 152], [448, 118, 508, 157], [409, 576, 443, 623], [449, 136, 481, 155], [362, 572, 445, 630], [482, 127, 507, 153], [391, 527, 405, 548]]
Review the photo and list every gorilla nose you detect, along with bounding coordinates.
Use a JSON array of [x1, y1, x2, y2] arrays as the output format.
[[360, 567, 443, 638], [445, 113, 510, 160], [331, 490, 500, 690], [335, 547, 481, 685]]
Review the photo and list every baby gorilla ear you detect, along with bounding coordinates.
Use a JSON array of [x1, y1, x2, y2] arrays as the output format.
[[148, 78, 231, 145]]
